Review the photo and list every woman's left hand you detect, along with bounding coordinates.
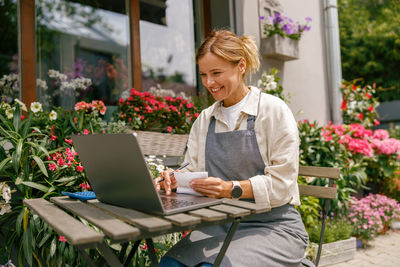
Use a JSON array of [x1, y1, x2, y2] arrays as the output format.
[[189, 177, 232, 198]]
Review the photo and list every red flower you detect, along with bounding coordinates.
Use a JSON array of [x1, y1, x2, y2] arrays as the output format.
[[65, 138, 73, 144], [194, 113, 199, 118], [352, 84, 357, 90], [358, 113, 364, 120], [119, 98, 125, 104], [341, 100, 347, 110], [20, 115, 25, 121], [83, 129, 90, 135], [365, 93, 372, 99], [59, 236, 67, 242], [367, 106, 374, 112], [374, 119, 380, 126], [167, 126, 172, 133], [50, 135, 57, 141]]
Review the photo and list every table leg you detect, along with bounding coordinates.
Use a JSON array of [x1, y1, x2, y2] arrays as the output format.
[[97, 242, 123, 267], [213, 218, 241, 267], [124, 239, 142, 266], [145, 238, 159, 267], [119, 242, 129, 262], [77, 246, 98, 267]]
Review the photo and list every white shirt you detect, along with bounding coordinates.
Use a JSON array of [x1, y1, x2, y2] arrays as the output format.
[[220, 91, 250, 131], [182, 87, 300, 209]]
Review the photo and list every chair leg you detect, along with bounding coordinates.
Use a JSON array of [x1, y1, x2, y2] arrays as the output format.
[[119, 242, 129, 262], [314, 199, 331, 266], [97, 242, 123, 267], [77, 246, 97, 267], [213, 218, 241, 267]]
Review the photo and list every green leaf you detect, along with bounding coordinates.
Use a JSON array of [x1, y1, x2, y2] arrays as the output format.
[[16, 206, 27, 236], [38, 233, 51, 248], [13, 104, 22, 132], [0, 157, 12, 172], [23, 227, 33, 266], [20, 181, 50, 193], [26, 142, 50, 157], [20, 114, 33, 138], [50, 237, 57, 258], [32, 156, 48, 178], [12, 138, 23, 173], [55, 176, 77, 183]]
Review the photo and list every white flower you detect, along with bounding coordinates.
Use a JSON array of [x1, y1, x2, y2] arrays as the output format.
[[266, 75, 275, 83], [5, 108, 14, 119], [30, 102, 43, 113], [269, 81, 277, 90], [36, 78, 48, 90], [14, 99, 27, 111], [48, 69, 68, 81], [0, 201, 11, 215], [0, 102, 10, 110], [1, 183, 11, 203], [49, 110, 57, 120]]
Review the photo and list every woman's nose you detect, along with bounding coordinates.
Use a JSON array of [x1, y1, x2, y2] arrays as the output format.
[[205, 77, 215, 87]]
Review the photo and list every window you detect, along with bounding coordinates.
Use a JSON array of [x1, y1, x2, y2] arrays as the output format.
[[36, 0, 130, 109], [0, 0, 19, 103], [139, 0, 197, 96]]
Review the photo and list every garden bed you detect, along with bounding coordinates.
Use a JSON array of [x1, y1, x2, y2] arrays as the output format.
[[318, 237, 356, 266]]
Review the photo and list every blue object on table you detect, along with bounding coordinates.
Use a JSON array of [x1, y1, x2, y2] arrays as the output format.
[[61, 191, 96, 201]]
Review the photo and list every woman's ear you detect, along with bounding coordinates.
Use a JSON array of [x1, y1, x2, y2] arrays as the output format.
[[238, 58, 246, 75]]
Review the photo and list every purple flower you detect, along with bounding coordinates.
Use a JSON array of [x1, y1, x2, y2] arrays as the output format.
[[259, 16, 265, 21], [274, 13, 283, 23], [303, 25, 311, 31], [305, 16, 312, 22], [282, 24, 294, 35]]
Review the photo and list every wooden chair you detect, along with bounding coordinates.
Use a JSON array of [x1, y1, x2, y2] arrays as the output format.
[[298, 166, 340, 267]]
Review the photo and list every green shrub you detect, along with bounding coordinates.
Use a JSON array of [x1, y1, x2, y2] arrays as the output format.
[[307, 218, 353, 244]]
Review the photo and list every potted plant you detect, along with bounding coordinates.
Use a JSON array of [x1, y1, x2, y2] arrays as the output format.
[[259, 13, 311, 61], [117, 88, 199, 157]]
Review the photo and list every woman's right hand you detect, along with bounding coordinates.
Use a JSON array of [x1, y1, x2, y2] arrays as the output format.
[[154, 169, 178, 195]]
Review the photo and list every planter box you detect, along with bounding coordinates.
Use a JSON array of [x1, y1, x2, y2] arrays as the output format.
[[260, 35, 299, 61], [318, 237, 356, 266], [131, 130, 189, 157]]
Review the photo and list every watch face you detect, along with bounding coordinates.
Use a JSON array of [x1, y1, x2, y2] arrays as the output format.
[[231, 186, 243, 198]]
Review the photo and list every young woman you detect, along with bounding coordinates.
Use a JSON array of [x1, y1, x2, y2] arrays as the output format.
[[155, 30, 308, 267]]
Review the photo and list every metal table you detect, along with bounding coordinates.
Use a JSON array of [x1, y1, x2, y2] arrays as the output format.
[[24, 196, 270, 267]]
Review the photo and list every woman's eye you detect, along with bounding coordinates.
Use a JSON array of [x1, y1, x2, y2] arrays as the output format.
[[200, 73, 206, 76], [213, 72, 221, 75]]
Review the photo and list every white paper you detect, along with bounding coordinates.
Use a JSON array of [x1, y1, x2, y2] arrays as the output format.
[[174, 172, 208, 196]]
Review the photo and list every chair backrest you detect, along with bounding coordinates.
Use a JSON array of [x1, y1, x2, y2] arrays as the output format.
[[298, 166, 340, 199]]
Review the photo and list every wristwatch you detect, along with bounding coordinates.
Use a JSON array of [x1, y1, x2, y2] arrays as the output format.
[[231, 181, 243, 200]]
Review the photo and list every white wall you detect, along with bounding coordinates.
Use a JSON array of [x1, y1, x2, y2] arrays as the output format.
[[237, 0, 331, 124]]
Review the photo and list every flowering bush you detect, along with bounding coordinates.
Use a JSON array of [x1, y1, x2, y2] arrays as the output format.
[[259, 12, 312, 40], [118, 88, 199, 134], [340, 80, 380, 128], [348, 194, 400, 245], [257, 68, 290, 103]]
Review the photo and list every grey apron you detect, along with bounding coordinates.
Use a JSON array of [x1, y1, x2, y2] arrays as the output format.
[[166, 96, 308, 267]]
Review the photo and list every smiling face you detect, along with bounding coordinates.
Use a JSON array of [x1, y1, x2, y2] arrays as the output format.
[[198, 52, 248, 107]]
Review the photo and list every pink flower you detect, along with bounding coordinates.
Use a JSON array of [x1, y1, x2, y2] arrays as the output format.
[[76, 165, 84, 172], [74, 101, 88, 111], [373, 129, 389, 140], [59, 236, 67, 242], [186, 103, 194, 108], [48, 163, 57, 171], [65, 138, 73, 144], [50, 135, 57, 141], [167, 126, 172, 133], [83, 129, 90, 135]]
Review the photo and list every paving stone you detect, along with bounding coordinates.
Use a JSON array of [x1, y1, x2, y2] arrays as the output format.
[[327, 231, 400, 267]]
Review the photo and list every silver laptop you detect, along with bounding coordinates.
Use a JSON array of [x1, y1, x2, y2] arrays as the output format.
[[71, 133, 222, 215]]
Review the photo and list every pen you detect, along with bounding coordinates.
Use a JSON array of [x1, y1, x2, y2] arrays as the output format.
[[158, 162, 190, 183]]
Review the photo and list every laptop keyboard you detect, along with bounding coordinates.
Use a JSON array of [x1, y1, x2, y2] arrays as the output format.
[[161, 197, 198, 210]]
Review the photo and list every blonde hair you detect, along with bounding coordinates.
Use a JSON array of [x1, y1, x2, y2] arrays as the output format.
[[196, 30, 260, 78]]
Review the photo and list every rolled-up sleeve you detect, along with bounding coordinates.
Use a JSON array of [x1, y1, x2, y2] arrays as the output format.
[[250, 101, 300, 207]]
